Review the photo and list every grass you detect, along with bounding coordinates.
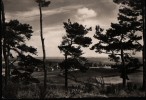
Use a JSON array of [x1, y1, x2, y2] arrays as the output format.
[[2, 80, 145, 99], [32, 67, 142, 86], [2, 66, 144, 98]]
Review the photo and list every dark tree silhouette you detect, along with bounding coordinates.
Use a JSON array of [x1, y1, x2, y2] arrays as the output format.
[[0, 0, 3, 69], [58, 19, 92, 89], [11, 54, 41, 84], [0, 0, 2, 79], [113, 0, 145, 90], [91, 17, 142, 87], [2, 20, 39, 85], [1, 0, 8, 87]]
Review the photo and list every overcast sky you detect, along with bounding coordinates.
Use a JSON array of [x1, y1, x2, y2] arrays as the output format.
[[3, 0, 142, 57]]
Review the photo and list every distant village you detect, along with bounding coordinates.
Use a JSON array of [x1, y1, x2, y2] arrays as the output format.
[[2, 59, 113, 76]]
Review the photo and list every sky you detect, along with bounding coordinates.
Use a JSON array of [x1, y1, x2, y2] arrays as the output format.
[[3, 0, 142, 57]]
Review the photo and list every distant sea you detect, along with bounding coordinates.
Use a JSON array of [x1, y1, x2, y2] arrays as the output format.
[[2, 56, 142, 64], [36, 56, 143, 64]]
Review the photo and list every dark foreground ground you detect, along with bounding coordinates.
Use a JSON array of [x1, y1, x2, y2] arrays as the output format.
[[2, 66, 145, 99], [32, 66, 143, 86]]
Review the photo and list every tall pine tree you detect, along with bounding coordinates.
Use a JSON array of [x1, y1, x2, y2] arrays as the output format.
[[2, 20, 38, 85], [58, 19, 92, 89], [113, 0, 145, 89], [91, 8, 142, 87]]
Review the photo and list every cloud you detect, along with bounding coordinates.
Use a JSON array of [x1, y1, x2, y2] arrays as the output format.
[[5, 4, 82, 33], [76, 7, 97, 20], [4, 0, 37, 13], [6, 5, 82, 19], [6, 0, 141, 57], [74, 7, 111, 34], [74, 7, 112, 32], [6, 8, 64, 21]]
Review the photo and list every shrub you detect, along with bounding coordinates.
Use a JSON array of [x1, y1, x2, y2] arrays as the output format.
[[118, 90, 127, 97], [68, 85, 83, 98], [83, 83, 94, 93]]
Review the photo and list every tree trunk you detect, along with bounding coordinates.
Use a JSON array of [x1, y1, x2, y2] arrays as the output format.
[[121, 49, 126, 87], [65, 52, 68, 90], [7, 47, 10, 79], [142, 0, 146, 93], [120, 34, 126, 87], [0, 0, 2, 83], [1, 0, 9, 86], [39, 3, 47, 93]]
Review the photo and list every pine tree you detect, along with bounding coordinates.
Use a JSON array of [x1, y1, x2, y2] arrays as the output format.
[[35, 1, 51, 96], [58, 19, 92, 89], [2, 20, 38, 85], [113, 0, 145, 90], [91, 14, 142, 87]]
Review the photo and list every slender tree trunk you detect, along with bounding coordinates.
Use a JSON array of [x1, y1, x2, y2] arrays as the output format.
[[1, 1, 3, 98], [121, 49, 126, 87], [7, 47, 10, 79], [65, 52, 68, 90], [0, 0, 2, 79], [120, 34, 126, 87], [39, 3, 47, 93], [1, 0, 9, 86], [3, 47, 8, 84], [142, 0, 146, 94]]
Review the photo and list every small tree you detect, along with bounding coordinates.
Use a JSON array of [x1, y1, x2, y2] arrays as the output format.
[[58, 19, 92, 89]]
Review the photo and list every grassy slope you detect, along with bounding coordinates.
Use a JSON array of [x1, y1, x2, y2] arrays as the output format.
[[32, 67, 143, 86]]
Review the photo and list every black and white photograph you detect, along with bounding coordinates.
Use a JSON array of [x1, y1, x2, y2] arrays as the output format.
[[1, 0, 146, 99]]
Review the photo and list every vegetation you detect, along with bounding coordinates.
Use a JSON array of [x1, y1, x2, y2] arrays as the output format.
[[58, 19, 92, 89], [1, 19, 43, 98], [1, 19, 41, 84], [35, 0, 51, 98], [113, 0, 145, 90], [1, 0, 145, 99], [2, 76, 145, 99], [91, 0, 143, 87]]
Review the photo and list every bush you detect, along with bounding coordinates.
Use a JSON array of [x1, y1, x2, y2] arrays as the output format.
[[17, 83, 48, 99], [3, 79, 145, 98], [68, 85, 83, 98], [118, 90, 127, 97], [83, 83, 94, 93]]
